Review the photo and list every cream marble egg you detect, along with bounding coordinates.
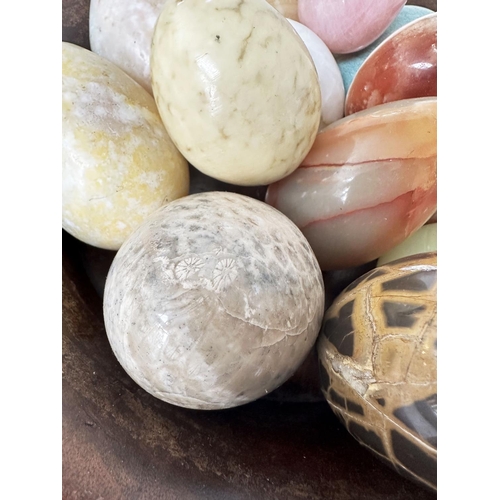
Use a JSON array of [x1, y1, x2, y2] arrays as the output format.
[[62, 42, 189, 250], [150, 0, 321, 186], [103, 192, 325, 410]]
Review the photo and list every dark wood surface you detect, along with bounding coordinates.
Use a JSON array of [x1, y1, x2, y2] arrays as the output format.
[[62, 1, 438, 498]]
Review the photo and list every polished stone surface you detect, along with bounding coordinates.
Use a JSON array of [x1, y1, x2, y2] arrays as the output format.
[[288, 19, 345, 128], [103, 192, 325, 409], [151, 0, 321, 186], [63, 1, 439, 497], [62, 42, 189, 250], [318, 253, 437, 491], [267, 0, 298, 20], [266, 98, 437, 270], [377, 223, 437, 266], [89, 0, 166, 94], [297, 0, 405, 54], [336, 5, 434, 94], [345, 13, 437, 115]]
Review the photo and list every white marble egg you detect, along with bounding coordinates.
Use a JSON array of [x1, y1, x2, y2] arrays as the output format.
[[62, 42, 189, 250], [288, 18, 345, 128], [150, 0, 321, 186], [89, 0, 166, 94], [103, 192, 325, 410]]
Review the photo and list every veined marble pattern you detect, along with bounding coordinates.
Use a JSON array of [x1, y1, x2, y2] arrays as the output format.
[[151, 0, 321, 186]]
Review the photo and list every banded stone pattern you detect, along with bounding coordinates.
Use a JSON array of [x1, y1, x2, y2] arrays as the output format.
[[317, 252, 437, 491], [266, 97, 437, 270]]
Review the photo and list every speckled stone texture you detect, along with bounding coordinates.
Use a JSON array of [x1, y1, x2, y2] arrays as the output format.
[[89, 0, 166, 94], [150, 0, 321, 186], [345, 13, 437, 115], [62, 42, 189, 250], [103, 192, 325, 410]]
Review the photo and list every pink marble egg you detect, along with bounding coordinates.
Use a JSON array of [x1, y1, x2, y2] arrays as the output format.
[[266, 97, 437, 270], [298, 0, 405, 54], [345, 13, 437, 115]]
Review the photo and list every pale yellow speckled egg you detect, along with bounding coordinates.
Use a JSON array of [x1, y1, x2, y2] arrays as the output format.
[[151, 0, 321, 186], [62, 42, 189, 250]]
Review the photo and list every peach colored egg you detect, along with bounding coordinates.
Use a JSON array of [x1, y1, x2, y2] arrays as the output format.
[[266, 98, 437, 270]]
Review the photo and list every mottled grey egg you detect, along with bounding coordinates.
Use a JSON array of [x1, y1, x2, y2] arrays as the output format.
[[103, 192, 325, 410]]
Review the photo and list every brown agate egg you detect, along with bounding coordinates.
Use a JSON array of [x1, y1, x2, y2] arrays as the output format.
[[317, 252, 437, 491]]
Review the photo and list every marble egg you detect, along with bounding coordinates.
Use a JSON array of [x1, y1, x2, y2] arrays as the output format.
[[103, 192, 325, 410], [345, 13, 437, 115], [336, 5, 434, 93], [318, 252, 437, 491], [288, 19, 345, 129], [88, 0, 300, 95], [267, 0, 298, 20], [62, 42, 189, 250], [150, 0, 321, 186], [89, 0, 166, 94], [377, 223, 437, 267], [266, 97, 437, 270], [297, 0, 405, 54]]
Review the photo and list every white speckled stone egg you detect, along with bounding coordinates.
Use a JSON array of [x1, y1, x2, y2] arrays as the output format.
[[62, 42, 189, 250], [150, 0, 321, 186], [103, 192, 325, 410], [89, 0, 166, 94]]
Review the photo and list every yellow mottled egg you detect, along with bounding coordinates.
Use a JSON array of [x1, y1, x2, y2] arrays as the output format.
[[150, 0, 321, 186], [62, 42, 189, 250]]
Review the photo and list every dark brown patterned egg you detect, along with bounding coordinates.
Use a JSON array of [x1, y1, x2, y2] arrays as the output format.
[[317, 252, 437, 491]]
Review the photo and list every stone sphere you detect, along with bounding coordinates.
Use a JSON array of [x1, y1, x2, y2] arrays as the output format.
[[103, 192, 325, 410]]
